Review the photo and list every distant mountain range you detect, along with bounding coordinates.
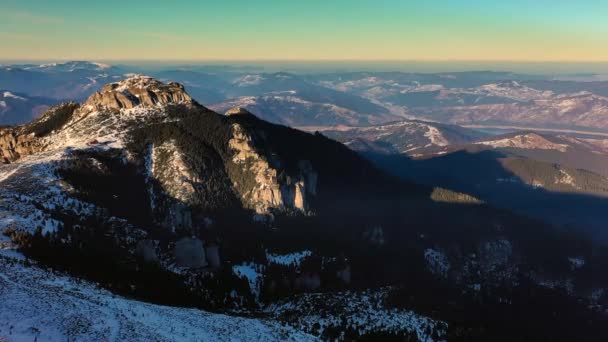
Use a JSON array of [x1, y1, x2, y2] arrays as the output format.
[[4, 62, 608, 134]]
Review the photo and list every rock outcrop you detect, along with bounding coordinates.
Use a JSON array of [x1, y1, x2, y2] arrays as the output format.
[[228, 122, 317, 214], [225, 107, 252, 116], [0, 128, 40, 163], [174, 237, 207, 268], [83, 75, 194, 110]]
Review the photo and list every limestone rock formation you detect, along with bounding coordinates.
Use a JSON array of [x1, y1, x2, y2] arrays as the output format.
[[174, 237, 207, 268], [83, 75, 194, 110], [0, 128, 40, 163], [228, 122, 317, 214], [225, 107, 252, 116]]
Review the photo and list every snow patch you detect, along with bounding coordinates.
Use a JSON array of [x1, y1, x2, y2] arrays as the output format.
[[2, 91, 26, 101], [266, 250, 312, 266], [424, 248, 450, 279], [233, 263, 264, 299]]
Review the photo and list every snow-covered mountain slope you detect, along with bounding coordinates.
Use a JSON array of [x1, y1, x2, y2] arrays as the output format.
[[266, 289, 447, 341], [0, 256, 315, 342], [418, 92, 608, 130], [315, 120, 485, 155], [21, 61, 114, 72], [211, 72, 399, 126], [324, 78, 552, 104], [309, 72, 608, 132], [210, 93, 401, 126], [0, 75, 423, 311]]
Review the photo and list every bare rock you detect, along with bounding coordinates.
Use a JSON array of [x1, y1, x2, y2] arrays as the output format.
[[83, 75, 194, 110], [0, 128, 40, 164], [174, 237, 207, 268], [226, 107, 253, 116]]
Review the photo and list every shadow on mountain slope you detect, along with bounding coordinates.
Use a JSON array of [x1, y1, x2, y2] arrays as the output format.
[[364, 149, 608, 243]]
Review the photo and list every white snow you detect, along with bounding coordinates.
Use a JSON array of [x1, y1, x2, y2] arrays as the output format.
[[266, 289, 447, 342], [266, 250, 312, 266], [424, 248, 450, 279], [555, 169, 579, 188], [568, 257, 585, 270], [424, 125, 449, 146], [2, 91, 26, 101], [233, 75, 265, 87], [233, 263, 264, 299], [0, 257, 315, 341]]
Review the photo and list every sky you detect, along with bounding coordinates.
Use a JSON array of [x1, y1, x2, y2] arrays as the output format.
[[0, 0, 607, 61]]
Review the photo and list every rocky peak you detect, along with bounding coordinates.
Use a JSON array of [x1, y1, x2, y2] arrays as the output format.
[[474, 132, 569, 152], [226, 107, 254, 116], [83, 75, 194, 110]]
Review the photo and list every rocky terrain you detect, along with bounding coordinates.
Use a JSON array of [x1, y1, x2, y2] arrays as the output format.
[[1, 75, 608, 341]]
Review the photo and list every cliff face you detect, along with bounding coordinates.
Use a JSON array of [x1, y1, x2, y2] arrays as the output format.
[[0, 128, 40, 163], [228, 120, 317, 214]]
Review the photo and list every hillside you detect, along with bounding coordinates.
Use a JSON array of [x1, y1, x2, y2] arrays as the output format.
[[366, 132, 608, 241]]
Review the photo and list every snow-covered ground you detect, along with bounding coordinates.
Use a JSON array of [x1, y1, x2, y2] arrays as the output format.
[[266, 289, 447, 341], [266, 250, 312, 266], [2, 91, 26, 101], [233, 263, 265, 300], [0, 256, 316, 342]]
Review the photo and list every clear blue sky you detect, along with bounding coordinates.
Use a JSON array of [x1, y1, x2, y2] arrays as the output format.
[[1, 0, 607, 61]]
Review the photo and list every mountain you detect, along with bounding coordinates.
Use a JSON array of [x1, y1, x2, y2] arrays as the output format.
[[311, 71, 608, 132], [210, 72, 401, 126], [5, 62, 608, 132], [315, 120, 486, 155], [17, 61, 116, 73], [428, 132, 608, 177], [419, 91, 608, 130], [0, 90, 55, 125], [0, 61, 124, 102], [210, 92, 400, 126], [366, 131, 608, 241], [1, 76, 608, 341]]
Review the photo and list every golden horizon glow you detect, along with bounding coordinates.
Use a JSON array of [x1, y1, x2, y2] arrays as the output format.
[[1, 0, 607, 62]]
